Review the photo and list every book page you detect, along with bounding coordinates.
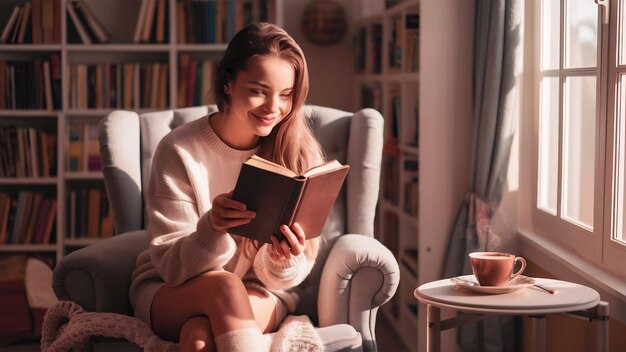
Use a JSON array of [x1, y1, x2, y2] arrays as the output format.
[[245, 155, 296, 178], [302, 160, 343, 177]]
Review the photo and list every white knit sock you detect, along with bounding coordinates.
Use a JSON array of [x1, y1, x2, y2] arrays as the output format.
[[214, 327, 268, 352]]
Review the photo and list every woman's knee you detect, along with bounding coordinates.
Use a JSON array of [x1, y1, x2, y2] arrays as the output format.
[[198, 271, 249, 305], [179, 316, 214, 352]]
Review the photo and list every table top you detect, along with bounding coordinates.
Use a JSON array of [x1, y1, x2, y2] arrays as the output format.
[[414, 277, 600, 314]]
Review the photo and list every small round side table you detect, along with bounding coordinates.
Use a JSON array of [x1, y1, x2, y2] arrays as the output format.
[[414, 277, 609, 352]]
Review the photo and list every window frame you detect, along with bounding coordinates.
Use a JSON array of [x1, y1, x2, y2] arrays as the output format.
[[603, 0, 626, 271], [527, 0, 626, 276]]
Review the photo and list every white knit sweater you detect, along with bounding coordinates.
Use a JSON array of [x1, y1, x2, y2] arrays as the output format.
[[129, 115, 315, 324]]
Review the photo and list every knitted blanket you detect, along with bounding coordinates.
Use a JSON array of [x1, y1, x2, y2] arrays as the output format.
[[41, 301, 322, 352]]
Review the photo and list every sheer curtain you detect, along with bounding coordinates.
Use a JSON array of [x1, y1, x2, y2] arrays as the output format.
[[442, 0, 523, 350]]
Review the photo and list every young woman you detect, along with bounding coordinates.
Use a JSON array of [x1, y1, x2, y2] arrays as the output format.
[[128, 23, 325, 351]]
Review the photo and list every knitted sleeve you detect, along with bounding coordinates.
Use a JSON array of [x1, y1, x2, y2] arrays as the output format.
[[146, 142, 236, 287], [252, 245, 315, 290]]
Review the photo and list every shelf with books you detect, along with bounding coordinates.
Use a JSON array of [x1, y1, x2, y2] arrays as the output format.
[[0, 0, 62, 45], [0, 185, 58, 247], [0, 0, 283, 265], [356, 1, 473, 351], [355, 0, 420, 350], [64, 180, 114, 242]]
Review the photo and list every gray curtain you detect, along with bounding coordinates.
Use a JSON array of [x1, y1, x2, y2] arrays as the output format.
[[442, 0, 523, 351]]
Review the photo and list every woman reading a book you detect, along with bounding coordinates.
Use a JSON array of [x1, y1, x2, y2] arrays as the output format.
[[128, 23, 325, 352]]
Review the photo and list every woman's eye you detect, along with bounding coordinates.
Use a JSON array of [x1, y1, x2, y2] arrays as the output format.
[[250, 89, 264, 95], [280, 93, 292, 99]]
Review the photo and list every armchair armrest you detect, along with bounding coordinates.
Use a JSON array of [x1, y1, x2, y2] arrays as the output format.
[[317, 234, 400, 352], [52, 231, 149, 315]]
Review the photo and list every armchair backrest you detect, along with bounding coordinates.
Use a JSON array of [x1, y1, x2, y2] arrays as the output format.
[[99, 105, 384, 313]]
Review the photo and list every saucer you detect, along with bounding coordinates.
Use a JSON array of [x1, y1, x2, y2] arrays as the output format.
[[450, 275, 535, 294]]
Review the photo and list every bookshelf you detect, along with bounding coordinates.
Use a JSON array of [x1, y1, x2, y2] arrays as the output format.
[[0, 0, 282, 263], [355, 1, 473, 351]]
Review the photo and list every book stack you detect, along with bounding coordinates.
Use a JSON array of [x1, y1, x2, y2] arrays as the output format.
[[0, 126, 58, 178], [176, 0, 275, 44], [0, 55, 62, 110], [66, 0, 110, 44], [0, 0, 61, 44], [177, 55, 215, 107], [0, 191, 57, 245], [66, 187, 114, 240], [68, 62, 169, 110], [133, 0, 168, 43]]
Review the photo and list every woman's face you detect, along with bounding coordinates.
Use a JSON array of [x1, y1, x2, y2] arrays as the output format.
[[223, 55, 295, 148]]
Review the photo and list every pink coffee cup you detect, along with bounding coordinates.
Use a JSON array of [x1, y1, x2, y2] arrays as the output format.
[[469, 252, 527, 287]]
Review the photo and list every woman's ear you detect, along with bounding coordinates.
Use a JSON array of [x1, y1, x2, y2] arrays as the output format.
[[224, 83, 232, 95]]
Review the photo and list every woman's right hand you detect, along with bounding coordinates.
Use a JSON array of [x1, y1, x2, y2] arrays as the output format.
[[208, 190, 256, 232]]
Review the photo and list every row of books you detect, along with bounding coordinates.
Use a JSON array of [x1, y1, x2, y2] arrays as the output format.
[[354, 24, 382, 74], [177, 55, 216, 108], [66, 0, 111, 44], [0, 126, 58, 178], [68, 62, 169, 110], [389, 14, 420, 73], [0, 191, 57, 245], [133, 0, 168, 44], [177, 0, 275, 44], [405, 15, 420, 72], [0, 0, 61, 44], [66, 122, 100, 173], [66, 188, 114, 239], [0, 56, 62, 110]]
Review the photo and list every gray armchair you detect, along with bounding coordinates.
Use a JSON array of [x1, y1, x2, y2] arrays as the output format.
[[52, 105, 399, 352]]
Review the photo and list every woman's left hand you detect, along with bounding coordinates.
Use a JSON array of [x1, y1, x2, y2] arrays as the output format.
[[269, 223, 306, 260]]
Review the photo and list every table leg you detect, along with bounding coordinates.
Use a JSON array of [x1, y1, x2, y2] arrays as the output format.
[[592, 301, 610, 352], [530, 315, 546, 352], [427, 304, 441, 352]]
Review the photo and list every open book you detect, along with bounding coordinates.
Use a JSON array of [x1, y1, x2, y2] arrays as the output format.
[[229, 155, 349, 243]]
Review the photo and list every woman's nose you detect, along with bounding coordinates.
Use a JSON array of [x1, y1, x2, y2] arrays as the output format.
[[263, 95, 280, 113]]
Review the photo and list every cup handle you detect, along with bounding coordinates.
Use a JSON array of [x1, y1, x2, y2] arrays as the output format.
[[511, 257, 527, 280]]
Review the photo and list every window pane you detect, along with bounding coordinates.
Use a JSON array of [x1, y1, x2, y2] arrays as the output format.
[[538, 76, 559, 215], [612, 75, 626, 245], [565, 0, 598, 68], [542, 0, 560, 70], [562, 76, 596, 229]]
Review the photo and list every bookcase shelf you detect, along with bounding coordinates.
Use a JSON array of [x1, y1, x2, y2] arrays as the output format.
[[356, 1, 473, 351], [0, 0, 282, 264]]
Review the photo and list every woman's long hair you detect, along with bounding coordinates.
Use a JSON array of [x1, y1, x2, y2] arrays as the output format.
[[214, 23, 324, 259]]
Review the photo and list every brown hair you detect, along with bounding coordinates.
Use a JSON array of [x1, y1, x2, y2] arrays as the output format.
[[215, 23, 323, 258]]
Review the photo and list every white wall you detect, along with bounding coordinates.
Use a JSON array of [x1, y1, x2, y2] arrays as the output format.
[[281, 0, 359, 111]]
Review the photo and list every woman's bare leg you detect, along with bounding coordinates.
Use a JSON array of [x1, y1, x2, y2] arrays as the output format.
[[150, 271, 279, 350], [179, 316, 214, 352]]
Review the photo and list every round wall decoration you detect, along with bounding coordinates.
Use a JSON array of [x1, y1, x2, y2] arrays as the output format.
[[301, 0, 348, 46]]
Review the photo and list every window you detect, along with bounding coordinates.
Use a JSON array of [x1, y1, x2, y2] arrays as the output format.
[[530, 0, 625, 276]]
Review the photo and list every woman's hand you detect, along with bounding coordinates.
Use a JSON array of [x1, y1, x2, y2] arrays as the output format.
[[208, 190, 256, 232], [269, 223, 306, 260]]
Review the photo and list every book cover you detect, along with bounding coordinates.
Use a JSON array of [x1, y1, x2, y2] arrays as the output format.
[[0, 6, 21, 44], [229, 155, 349, 243]]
